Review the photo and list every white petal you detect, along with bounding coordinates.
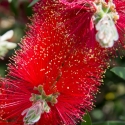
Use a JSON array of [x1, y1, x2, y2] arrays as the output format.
[[103, 39, 109, 44], [6, 42, 17, 49], [95, 33, 100, 43], [8, 0, 12, 3], [98, 31, 104, 40], [96, 16, 109, 30], [112, 25, 119, 41], [108, 41, 114, 47], [0, 41, 8, 47], [0, 30, 14, 41], [21, 108, 29, 116]]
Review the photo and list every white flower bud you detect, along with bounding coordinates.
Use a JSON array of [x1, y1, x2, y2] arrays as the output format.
[[0, 30, 17, 58], [95, 15, 119, 48], [0, 30, 14, 41], [6, 42, 17, 49], [22, 101, 50, 125], [93, 0, 119, 48], [22, 101, 44, 125]]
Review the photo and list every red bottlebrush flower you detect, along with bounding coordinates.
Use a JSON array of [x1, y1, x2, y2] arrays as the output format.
[[59, 0, 125, 50], [0, 0, 109, 125]]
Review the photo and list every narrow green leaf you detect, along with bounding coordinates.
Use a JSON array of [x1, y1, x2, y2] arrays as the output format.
[[93, 121, 125, 125], [9, 0, 19, 16], [28, 0, 40, 7], [0, 63, 7, 77], [110, 67, 125, 80], [81, 112, 92, 125]]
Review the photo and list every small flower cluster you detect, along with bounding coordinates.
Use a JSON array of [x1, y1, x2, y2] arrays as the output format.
[[93, 0, 119, 47], [22, 85, 59, 125], [0, 30, 17, 58], [60, 0, 125, 49]]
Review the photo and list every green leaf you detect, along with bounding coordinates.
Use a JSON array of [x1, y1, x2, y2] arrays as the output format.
[[110, 67, 125, 80], [93, 121, 125, 125], [9, 0, 19, 16], [81, 112, 92, 125], [28, 0, 40, 7]]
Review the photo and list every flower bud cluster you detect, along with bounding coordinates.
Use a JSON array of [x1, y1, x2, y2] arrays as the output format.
[[22, 85, 59, 125], [95, 15, 118, 48], [93, 0, 119, 48]]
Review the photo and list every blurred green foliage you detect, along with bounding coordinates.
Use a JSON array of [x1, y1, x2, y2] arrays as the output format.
[[93, 121, 125, 125], [91, 58, 125, 123]]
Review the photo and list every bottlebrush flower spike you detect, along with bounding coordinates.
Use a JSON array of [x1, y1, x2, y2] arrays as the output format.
[[0, 0, 109, 125], [59, 0, 125, 49]]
